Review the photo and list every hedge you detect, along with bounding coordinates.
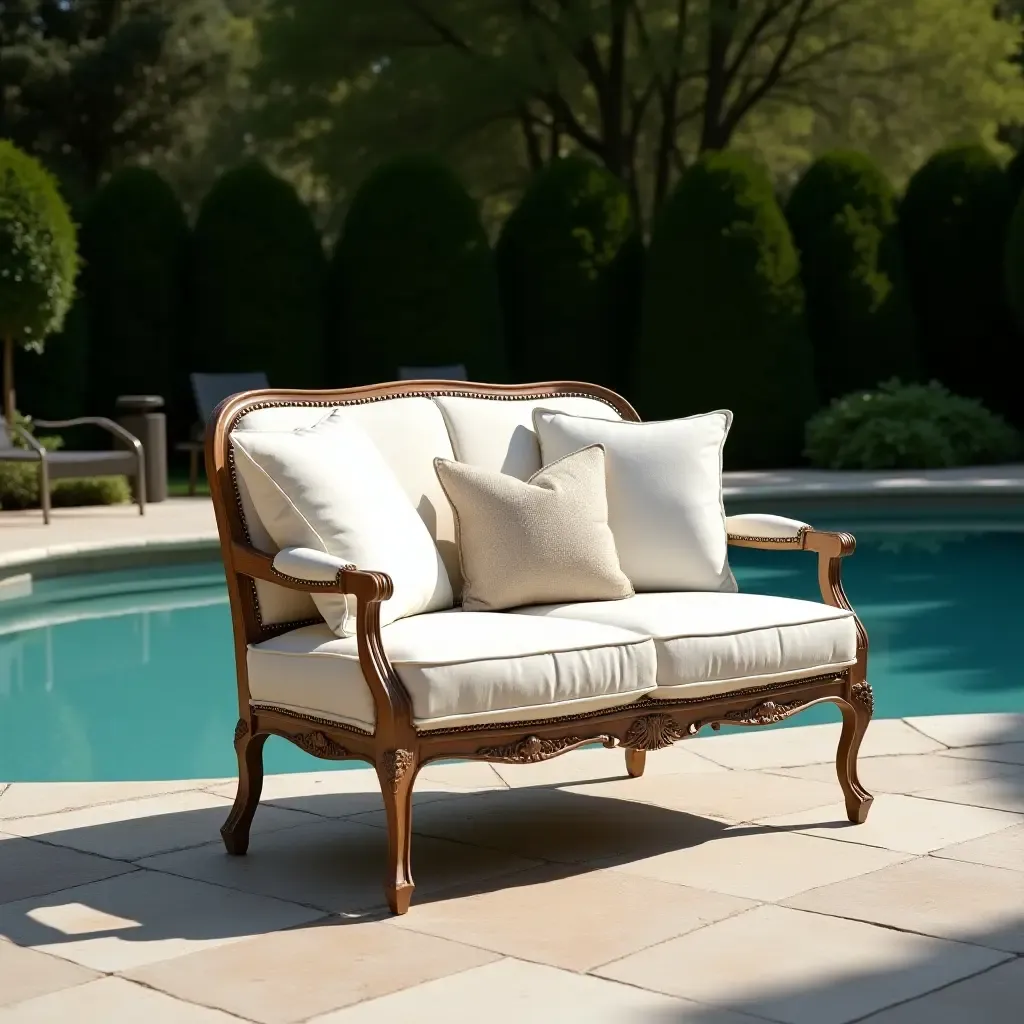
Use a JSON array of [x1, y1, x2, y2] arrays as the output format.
[[495, 155, 642, 391], [330, 155, 504, 385], [82, 167, 188, 416], [900, 144, 1016, 421], [786, 151, 917, 400], [189, 161, 326, 391], [636, 151, 816, 468]]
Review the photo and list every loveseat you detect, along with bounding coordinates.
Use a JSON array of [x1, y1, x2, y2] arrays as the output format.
[[207, 380, 873, 915]]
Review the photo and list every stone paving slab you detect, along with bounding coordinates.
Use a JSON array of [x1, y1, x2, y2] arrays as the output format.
[[0, 717, 1022, 1023]]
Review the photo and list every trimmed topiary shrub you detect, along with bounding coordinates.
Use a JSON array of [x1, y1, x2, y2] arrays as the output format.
[[189, 161, 326, 390], [900, 145, 1016, 421], [805, 379, 1020, 469], [330, 155, 504, 385], [496, 156, 642, 391], [0, 141, 79, 424], [636, 151, 816, 469], [786, 151, 917, 400], [82, 167, 188, 415]]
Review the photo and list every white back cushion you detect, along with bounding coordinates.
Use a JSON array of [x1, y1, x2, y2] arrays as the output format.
[[534, 409, 736, 593], [229, 392, 622, 625], [231, 410, 453, 635], [434, 395, 621, 480], [233, 396, 458, 625]]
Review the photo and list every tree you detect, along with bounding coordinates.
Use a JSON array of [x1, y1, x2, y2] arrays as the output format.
[[330, 155, 505, 385], [636, 150, 815, 469], [0, 140, 79, 424], [81, 167, 188, 415], [254, 0, 1024, 225], [189, 161, 326, 389], [496, 155, 641, 390], [0, 0, 255, 195], [900, 144, 1017, 421], [786, 151, 916, 400]]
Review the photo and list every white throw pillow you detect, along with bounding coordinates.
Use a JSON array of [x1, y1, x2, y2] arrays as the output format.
[[533, 408, 736, 593], [231, 410, 453, 636]]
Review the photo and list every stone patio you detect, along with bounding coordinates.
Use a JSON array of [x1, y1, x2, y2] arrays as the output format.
[[1, 712, 1022, 1023]]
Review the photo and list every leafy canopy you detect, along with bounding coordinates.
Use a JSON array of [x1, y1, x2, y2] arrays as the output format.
[[253, 0, 1024, 224]]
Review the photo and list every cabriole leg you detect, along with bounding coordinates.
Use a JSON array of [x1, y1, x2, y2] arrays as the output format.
[[378, 748, 416, 914], [836, 689, 874, 824], [221, 721, 267, 855]]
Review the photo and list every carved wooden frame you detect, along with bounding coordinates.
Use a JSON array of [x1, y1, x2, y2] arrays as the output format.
[[206, 379, 873, 915]]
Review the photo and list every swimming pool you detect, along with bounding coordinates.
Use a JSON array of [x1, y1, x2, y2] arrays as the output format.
[[2, 514, 1022, 782]]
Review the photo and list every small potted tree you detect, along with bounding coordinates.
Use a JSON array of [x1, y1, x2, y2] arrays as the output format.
[[0, 141, 79, 427]]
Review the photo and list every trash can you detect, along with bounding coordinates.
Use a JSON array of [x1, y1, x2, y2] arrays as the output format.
[[116, 394, 168, 503]]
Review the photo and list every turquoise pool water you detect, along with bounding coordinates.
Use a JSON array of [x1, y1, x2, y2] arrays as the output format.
[[1, 515, 1022, 782]]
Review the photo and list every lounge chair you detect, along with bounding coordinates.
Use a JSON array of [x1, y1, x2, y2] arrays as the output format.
[[177, 373, 269, 495], [1, 417, 146, 525]]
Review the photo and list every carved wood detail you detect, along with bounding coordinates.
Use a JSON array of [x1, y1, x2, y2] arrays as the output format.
[[622, 714, 685, 750], [477, 734, 613, 763], [293, 730, 349, 759], [723, 699, 806, 726], [382, 749, 414, 791], [851, 681, 874, 716], [233, 719, 249, 744]]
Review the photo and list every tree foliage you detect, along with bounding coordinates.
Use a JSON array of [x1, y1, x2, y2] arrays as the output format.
[[637, 151, 815, 469], [900, 144, 1017, 421], [253, 0, 1024, 225], [786, 151, 916, 401], [189, 161, 326, 389], [0, 139, 78, 349], [0, 0, 255, 195], [82, 167, 188, 414], [331, 155, 505, 385], [496, 155, 641, 390]]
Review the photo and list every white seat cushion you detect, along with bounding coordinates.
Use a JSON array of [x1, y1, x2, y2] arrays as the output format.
[[518, 592, 857, 698], [247, 610, 657, 732], [533, 408, 736, 593]]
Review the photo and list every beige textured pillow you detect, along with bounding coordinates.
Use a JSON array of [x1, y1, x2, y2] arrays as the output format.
[[434, 444, 634, 612]]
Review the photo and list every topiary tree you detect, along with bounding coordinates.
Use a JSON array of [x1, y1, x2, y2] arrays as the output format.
[[495, 156, 642, 392], [0, 141, 79, 425], [189, 161, 326, 390], [636, 151, 816, 469], [900, 144, 1016, 421], [330, 155, 504, 385], [786, 151, 917, 401], [82, 167, 188, 415]]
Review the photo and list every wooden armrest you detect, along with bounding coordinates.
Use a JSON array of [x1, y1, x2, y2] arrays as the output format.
[[230, 543, 394, 603], [725, 516, 864, 651]]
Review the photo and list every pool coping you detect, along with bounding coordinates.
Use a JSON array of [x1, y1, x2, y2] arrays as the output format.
[[0, 464, 1022, 582]]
